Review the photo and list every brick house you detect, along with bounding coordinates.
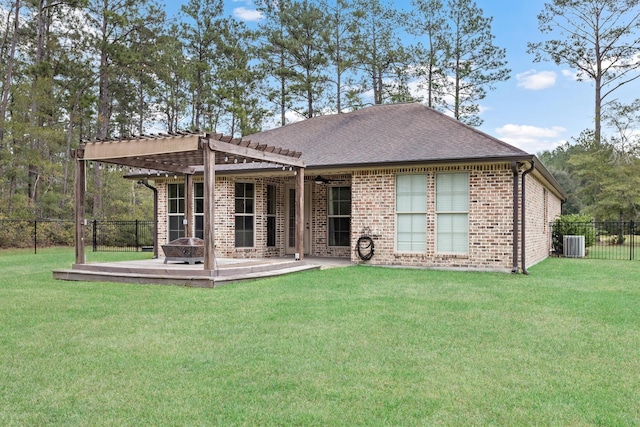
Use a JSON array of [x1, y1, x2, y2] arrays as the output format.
[[146, 103, 565, 273]]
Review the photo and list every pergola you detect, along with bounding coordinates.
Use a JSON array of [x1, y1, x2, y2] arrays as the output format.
[[72, 132, 306, 273]]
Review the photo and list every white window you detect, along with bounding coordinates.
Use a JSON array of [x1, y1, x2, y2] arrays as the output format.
[[328, 186, 351, 247], [194, 182, 204, 239], [167, 183, 184, 241], [396, 174, 427, 252], [266, 185, 277, 247], [235, 182, 255, 247], [436, 172, 469, 254]]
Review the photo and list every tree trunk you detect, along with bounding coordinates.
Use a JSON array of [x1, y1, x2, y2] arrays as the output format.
[[94, 3, 111, 218], [454, 47, 461, 120], [280, 51, 286, 126], [0, 0, 20, 147], [28, 0, 47, 205], [138, 69, 144, 135], [335, 23, 342, 113], [594, 74, 602, 145]]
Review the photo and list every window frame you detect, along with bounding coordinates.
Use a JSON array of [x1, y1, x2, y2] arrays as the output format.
[[167, 183, 185, 242], [266, 184, 277, 247], [235, 182, 255, 248], [327, 185, 351, 247], [194, 182, 204, 239], [395, 174, 427, 253], [435, 172, 469, 255]]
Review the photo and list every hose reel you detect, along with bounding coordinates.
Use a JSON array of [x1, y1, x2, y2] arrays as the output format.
[[355, 227, 375, 261]]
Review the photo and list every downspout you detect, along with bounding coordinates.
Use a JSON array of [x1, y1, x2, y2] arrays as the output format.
[[511, 161, 520, 273], [139, 179, 159, 259], [521, 161, 535, 275]]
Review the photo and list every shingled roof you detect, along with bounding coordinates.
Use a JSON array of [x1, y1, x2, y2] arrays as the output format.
[[242, 102, 529, 168]]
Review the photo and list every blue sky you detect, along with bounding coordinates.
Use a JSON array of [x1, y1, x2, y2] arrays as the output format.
[[166, 0, 635, 155]]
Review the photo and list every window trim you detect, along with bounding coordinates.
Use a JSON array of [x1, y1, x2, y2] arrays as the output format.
[[327, 185, 351, 247], [266, 184, 277, 247], [435, 172, 469, 255], [395, 174, 427, 253], [194, 182, 204, 239], [167, 183, 185, 242], [235, 182, 256, 248]]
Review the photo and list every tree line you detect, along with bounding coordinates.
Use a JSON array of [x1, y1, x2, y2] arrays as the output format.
[[1, 0, 639, 224], [0, 0, 509, 220]]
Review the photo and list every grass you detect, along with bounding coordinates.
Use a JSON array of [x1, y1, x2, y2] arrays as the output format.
[[1, 248, 639, 425]]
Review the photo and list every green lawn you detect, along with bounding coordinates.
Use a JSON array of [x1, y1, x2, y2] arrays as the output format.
[[1, 248, 639, 426]]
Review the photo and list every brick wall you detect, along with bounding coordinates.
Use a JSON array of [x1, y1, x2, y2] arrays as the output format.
[[351, 164, 516, 270], [524, 173, 562, 268], [156, 174, 350, 259], [155, 162, 562, 271]]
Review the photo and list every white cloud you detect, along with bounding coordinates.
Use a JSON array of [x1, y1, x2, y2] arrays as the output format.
[[234, 7, 263, 22], [495, 124, 567, 154], [516, 70, 557, 90], [561, 69, 579, 80]]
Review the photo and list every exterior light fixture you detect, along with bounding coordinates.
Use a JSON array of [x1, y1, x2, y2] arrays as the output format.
[[314, 176, 332, 184]]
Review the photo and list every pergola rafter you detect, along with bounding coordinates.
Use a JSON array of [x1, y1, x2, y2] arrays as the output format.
[[72, 131, 306, 273]]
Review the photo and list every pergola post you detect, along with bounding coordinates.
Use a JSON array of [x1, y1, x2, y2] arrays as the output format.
[[184, 173, 194, 237], [295, 167, 305, 261], [203, 141, 216, 271], [74, 132, 304, 276], [74, 153, 86, 265]]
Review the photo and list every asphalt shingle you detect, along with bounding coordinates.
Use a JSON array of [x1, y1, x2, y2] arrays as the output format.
[[244, 103, 529, 167]]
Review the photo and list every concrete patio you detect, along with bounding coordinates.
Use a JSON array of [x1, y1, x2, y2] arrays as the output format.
[[53, 257, 353, 287]]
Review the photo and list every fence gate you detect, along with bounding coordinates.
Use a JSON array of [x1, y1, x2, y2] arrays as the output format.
[[552, 220, 638, 261], [91, 220, 154, 252]]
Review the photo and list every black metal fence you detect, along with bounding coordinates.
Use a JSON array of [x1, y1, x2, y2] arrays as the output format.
[[0, 219, 75, 252], [91, 220, 154, 252], [551, 220, 639, 260], [0, 219, 154, 253]]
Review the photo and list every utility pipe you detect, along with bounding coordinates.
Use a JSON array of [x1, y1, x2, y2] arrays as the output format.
[[511, 161, 520, 273], [138, 179, 158, 259], [521, 161, 535, 275]]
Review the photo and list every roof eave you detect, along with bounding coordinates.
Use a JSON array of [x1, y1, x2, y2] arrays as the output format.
[[124, 154, 568, 201]]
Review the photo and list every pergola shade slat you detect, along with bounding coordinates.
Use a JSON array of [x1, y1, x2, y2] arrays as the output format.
[[72, 131, 306, 271]]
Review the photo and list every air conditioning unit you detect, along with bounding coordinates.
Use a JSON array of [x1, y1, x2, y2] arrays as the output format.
[[563, 235, 585, 258]]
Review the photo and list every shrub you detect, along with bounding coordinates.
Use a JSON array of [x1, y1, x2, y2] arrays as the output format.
[[552, 214, 596, 255]]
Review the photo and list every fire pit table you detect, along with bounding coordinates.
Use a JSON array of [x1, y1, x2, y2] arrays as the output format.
[[161, 237, 205, 264]]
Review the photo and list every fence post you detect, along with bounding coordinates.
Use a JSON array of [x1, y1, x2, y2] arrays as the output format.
[[93, 220, 97, 252], [135, 219, 139, 251], [631, 220, 635, 261], [34, 220, 37, 254]]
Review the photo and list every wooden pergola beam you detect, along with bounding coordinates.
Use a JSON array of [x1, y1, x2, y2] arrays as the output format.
[[295, 167, 305, 261], [82, 135, 201, 160], [206, 137, 305, 168], [203, 143, 216, 271], [103, 158, 196, 175], [73, 132, 306, 274], [73, 149, 86, 265]]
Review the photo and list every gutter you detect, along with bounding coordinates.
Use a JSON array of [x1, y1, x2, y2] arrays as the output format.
[[521, 161, 535, 275], [511, 161, 520, 273], [138, 179, 158, 259]]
